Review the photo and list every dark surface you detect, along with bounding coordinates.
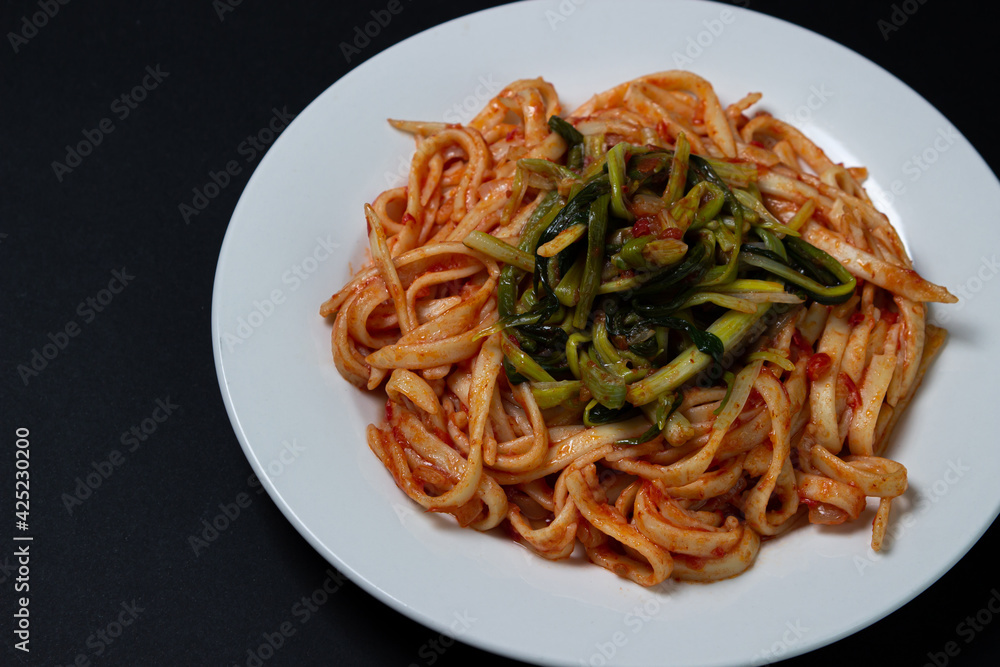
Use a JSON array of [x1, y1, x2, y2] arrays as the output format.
[[2, 0, 998, 665]]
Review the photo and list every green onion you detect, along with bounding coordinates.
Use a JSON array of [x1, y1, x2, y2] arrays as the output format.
[[787, 198, 817, 232], [583, 400, 638, 426], [534, 176, 611, 297], [530, 380, 582, 409], [713, 371, 737, 415], [663, 132, 690, 206], [681, 291, 757, 313], [753, 226, 789, 263], [746, 349, 795, 372], [537, 223, 587, 257], [713, 279, 786, 293], [626, 304, 772, 406], [463, 231, 535, 272], [565, 332, 591, 379], [591, 319, 622, 367], [697, 224, 739, 288], [733, 189, 800, 237], [498, 191, 562, 318], [580, 349, 626, 409], [621, 392, 682, 445], [700, 158, 758, 189], [607, 142, 632, 220], [554, 253, 585, 307], [548, 115, 584, 145], [642, 239, 688, 268], [518, 158, 579, 183], [740, 243, 855, 304], [573, 194, 610, 329], [615, 235, 653, 269], [500, 334, 556, 383]]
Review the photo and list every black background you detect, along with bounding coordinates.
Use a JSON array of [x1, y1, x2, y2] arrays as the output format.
[[3, 0, 999, 665]]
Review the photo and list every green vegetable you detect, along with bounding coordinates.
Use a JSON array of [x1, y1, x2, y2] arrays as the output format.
[[548, 116, 585, 169], [456, 127, 861, 429], [573, 194, 610, 329], [530, 380, 582, 409], [464, 231, 535, 272], [580, 349, 627, 409]]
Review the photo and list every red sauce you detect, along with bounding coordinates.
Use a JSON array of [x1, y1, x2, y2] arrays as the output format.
[[391, 425, 411, 450], [806, 353, 832, 381], [655, 120, 671, 141], [848, 312, 865, 326], [660, 227, 683, 240], [880, 310, 899, 325], [632, 216, 654, 237], [681, 555, 706, 570], [840, 373, 861, 410], [645, 480, 665, 505], [791, 330, 811, 356], [424, 257, 465, 274]]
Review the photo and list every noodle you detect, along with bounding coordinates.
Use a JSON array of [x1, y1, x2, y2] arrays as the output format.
[[320, 71, 956, 586]]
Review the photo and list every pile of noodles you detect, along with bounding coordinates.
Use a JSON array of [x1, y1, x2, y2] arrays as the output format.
[[321, 71, 955, 586]]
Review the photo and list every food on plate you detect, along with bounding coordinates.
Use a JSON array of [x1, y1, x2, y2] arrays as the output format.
[[320, 71, 955, 586]]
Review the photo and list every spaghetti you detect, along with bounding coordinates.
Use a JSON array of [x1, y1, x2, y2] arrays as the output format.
[[320, 71, 955, 586]]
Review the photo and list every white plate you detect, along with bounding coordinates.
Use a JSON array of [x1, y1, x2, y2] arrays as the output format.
[[212, 1, 1000, 665]]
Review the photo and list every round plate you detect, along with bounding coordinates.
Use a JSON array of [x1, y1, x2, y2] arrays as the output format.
[[212, 1, 1000, 664]]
